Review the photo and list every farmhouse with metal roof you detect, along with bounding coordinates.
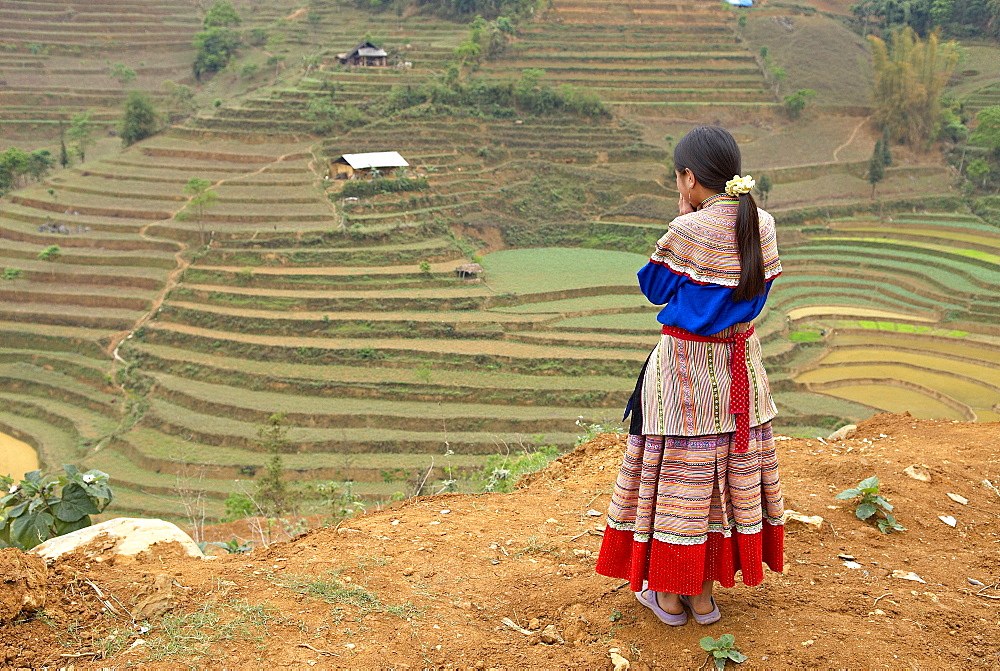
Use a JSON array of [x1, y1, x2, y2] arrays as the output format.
[[331, 151, 409, 179], [337, 41, 389, 67]]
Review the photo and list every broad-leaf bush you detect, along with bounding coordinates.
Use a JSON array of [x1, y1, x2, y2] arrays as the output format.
[[0, 465, 114, 550]]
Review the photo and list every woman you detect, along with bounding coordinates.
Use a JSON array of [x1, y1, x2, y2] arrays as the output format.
[[595, 126, 784, 626]]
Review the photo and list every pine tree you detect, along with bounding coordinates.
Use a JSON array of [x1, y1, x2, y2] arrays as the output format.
[[867, 145, 886, 198], [880, 130, 893, 167], [58, 121, 70, 169]]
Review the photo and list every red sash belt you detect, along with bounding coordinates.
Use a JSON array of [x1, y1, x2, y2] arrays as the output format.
[[661, 324, 755, 453]]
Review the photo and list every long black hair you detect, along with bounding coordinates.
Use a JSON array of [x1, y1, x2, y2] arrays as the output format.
[[673, 126, 765, 302]]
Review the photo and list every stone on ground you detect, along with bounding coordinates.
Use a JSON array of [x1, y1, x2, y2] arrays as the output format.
[[30, 518, 202, 563]]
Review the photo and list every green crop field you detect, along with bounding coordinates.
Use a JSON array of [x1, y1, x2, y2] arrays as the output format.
[[1, 0, 998, 523]]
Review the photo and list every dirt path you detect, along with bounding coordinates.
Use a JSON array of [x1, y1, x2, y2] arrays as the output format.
[[4, 414, 998, 668], [832, 116, 870, 162], [105, 149, 310, 363]]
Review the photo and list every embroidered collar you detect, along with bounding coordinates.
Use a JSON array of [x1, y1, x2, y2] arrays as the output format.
[[698, 193, 738, 210]]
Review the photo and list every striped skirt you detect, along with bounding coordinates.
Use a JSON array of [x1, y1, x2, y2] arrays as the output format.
[[595, 426, 784, 595]]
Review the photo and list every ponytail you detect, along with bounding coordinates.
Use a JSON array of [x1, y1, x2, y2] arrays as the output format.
[[673, 125, 767, 301], [732, 192, 765, 302]]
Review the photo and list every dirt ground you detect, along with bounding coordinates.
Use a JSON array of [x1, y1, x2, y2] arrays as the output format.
[[1, 413, 999, 669]]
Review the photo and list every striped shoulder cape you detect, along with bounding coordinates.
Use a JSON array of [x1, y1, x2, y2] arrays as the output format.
[[650, 195, 782, 287]]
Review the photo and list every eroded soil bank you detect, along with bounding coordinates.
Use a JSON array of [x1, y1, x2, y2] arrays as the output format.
[[1, 414, 998, 668]]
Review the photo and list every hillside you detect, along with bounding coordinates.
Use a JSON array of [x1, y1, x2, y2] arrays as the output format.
[[2, 414, 999, 667], [0, 0, 999, 523]]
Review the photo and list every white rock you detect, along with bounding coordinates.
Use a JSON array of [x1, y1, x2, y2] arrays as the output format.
[[891, 570, 926, 583], [30, 518, 202, 563], [586, 509, 602, 517], [781, 509, 824, 531], [939, 515, 957, 527], [946, 492, 968, 505], [903, 465, 931, 482], [843, 561, 862, 569], [609, 649, 630, 671], [827, 424, 857, 441]]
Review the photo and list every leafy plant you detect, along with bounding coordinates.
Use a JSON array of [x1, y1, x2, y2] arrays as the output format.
[[222, 492, 254, 522], [1, 267, 23, 280], [700, 634, 748, 669], [0, 466, 114, 550], [835, 475, 905, 533], [575, 418, 625, 445], [37, 244, 61, 262], [478, 443, 559, 493], [211, 537, 253, 554]]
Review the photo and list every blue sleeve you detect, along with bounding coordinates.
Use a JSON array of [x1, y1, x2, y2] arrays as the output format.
[[637, 262, 684, 306]]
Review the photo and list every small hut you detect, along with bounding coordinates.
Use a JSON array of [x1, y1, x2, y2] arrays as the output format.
[[455, 263, 484, 279], [337, 41, 389, 67], [331, 152, 409, 180]]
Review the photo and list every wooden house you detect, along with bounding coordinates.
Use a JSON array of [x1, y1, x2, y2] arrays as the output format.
[[331, 152, 409, 180], [337, 41, 389, 67]]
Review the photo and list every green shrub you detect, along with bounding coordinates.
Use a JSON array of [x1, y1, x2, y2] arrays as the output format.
[[37, 244, 61, 261], [119, 91, 159, 146], [478, 444, 560, 493], [338, 177, 430, 200], [0, 466, 114, 550], [1, 268, 23, 280], [222, 492, 255, 522]]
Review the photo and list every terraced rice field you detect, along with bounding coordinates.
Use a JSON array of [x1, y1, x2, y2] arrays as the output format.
[[2, 0, 998, 523], [480, 0, 773, 113], [785, 214, 1000, 424], [0, 0, 201, 143]]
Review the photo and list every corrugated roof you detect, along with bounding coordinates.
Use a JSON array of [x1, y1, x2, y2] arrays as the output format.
[[338, 152, 409, 169], [357, 47, 387, 57]]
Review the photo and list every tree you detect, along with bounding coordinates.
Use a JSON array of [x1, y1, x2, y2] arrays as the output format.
[[266, 54, 285, 83], [255, 412, 291, 518], [782, 89, 817, 120], [193, 27, 241, 79], [453, 39, 482, 63], [879, 130, 893, 166], [970, 105, 1000, 156], [182, 177, 218, 246], [966, 158, 990, 187], [769, 66, 787, 96], [58, 121, 71, 169], [119, 91, 158, 147], [38, 244, 61, 261], [0, 148, 32, 193], [163, 80, 195, 116], [868, 27, 959, 148], [38, 244, 61, 281], [851, 0, 998, 37], [26, 150, 53, 182], [107, 62, 137, 88], [867, 144, 886, 197], [756, 174, 773, 207], [67, 111, 95, 163], [203, 0, 241, 28]]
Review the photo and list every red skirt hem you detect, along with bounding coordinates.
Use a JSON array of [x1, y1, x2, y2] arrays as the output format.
[[595, 523, 784, 595]]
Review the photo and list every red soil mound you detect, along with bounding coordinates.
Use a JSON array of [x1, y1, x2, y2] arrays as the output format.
[[1, 414, 998, 668]]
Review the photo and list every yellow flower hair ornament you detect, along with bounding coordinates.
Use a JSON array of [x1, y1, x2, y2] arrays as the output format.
[[725, 174, 755, 196]]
